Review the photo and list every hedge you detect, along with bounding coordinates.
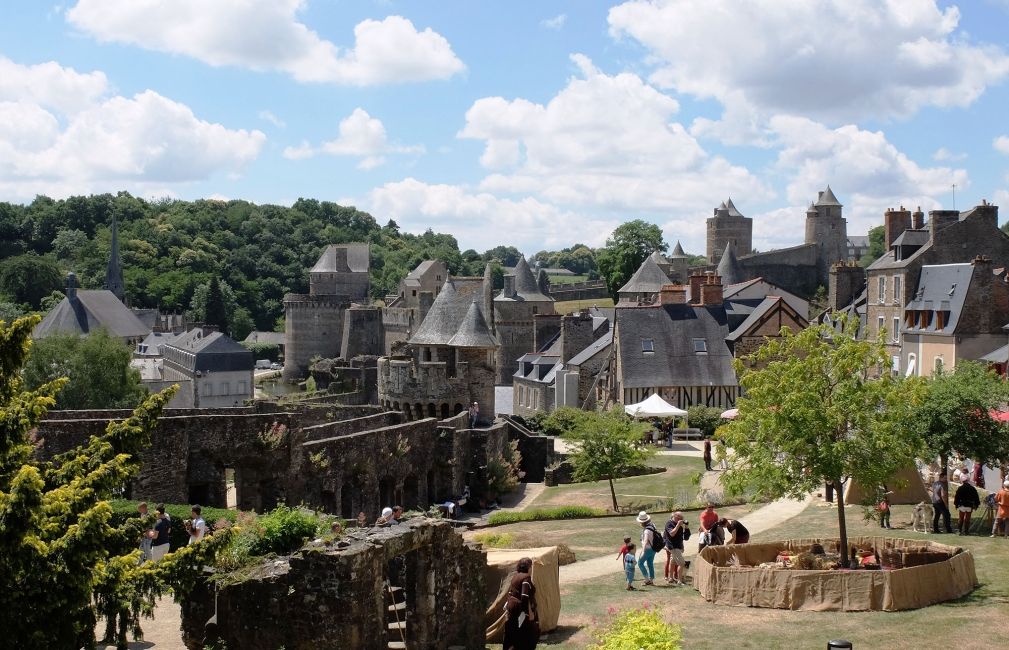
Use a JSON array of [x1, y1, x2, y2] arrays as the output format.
[[110, 499, 237, 552], [487, 505, 604, 525]]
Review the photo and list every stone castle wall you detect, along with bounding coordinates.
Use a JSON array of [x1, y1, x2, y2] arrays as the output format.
[[283, 295, 349, 380], [547, 280, 609, 302], [378, 348, 496, 421], [707, 215, 753, 263], [495, 300, 553, 384]]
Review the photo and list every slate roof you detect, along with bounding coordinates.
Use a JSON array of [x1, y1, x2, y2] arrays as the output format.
[[847, 235, 869, 247], [495, 256, 552, 302], [981, 344, 1008, 363], [166, 329, 254, 372], [34, 288, 150, 340], [310, 243, 370, 273], [514, 353, 561, 382], [244, 331, 286, 346], [815, 185, 842, 207], [722, 277, 763, 299], [726, 296, 787, 342], [891, 230, 929, 248], [616, 304, 736, 389], [447, 300, 498, 348], [717, 241, 745, 285], [402, 260, 442, 287], [136, 330, 182, 356], [618, 256, 672, 295], [649, 251, 669, 265], [904, 263, 973, 334], [567, 330, 613, 367], [670, 241, 687, 258], [723, 198, 744, 217], [411, 277, 496, 346]]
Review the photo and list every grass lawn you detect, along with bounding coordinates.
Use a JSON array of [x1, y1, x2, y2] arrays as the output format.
[[512, 502, 1009, 650], [547, 274, 590, 284], [554, 297, 615, 314], [530, 454, 708, 513], [467, 503, 753, 562]]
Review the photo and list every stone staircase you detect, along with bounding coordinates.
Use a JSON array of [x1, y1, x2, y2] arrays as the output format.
[[386, 583, 408, 649]]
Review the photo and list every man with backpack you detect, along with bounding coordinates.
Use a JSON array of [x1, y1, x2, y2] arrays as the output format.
[[663, 511, 689, 585], [636, 511, 662, 586]]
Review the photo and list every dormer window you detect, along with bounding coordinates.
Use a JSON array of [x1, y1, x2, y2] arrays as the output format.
[[949, 283, 957, 296], [693, 339, 708, 354], [641, 339, 654, 354]]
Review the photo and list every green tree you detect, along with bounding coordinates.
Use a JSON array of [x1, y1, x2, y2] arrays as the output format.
[[859, 225, 886, 267], [204, 275, 229, 333], [720, 316, 923, 566], [0, 315, 233, 649], [0, 301, 24, 324], [482, 245, 523, 267], [21, 330, 148, 410], [908, 361, 1009, 477], [39, 290, 65, 313], [0, 252, 63, 308], [686, 405, 723, 438], [563, 408, 652, 511], [596, 220, 667, 297]]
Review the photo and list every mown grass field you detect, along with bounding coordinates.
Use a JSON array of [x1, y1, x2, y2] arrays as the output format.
[[554, 297, 615, 314]]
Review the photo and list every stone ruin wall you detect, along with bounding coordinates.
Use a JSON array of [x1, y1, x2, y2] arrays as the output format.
[[181, 519, 485, 650]]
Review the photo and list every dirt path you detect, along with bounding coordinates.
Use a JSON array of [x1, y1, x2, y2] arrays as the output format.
[[559, 494, 813, 583], [96, 596, 184, 650]]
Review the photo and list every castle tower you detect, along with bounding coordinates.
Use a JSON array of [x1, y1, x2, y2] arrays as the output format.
[[494, 256, 556, 384], [667, 241, 689, 284], [105, 213, 126, 303], [706, 198, 753, 263], [804, 185, 849, 288], [716, 241, 746, 286]]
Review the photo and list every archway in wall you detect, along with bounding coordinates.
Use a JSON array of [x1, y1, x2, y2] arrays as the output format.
[[427, 403, 436, 417], [440, 404, 450, 419], [340, 475, 364, 519], [379, 476, 396, 510], [454, 403, 463, 415], [320, 490, 337, 514], [414, 403, 424, 419], [402, 474, 420, 509]]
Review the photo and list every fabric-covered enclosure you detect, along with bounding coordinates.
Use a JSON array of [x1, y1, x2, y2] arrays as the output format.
[[693, 537, 976, 611], [845, 464, 930, 506], [484, 547, 561, 643]]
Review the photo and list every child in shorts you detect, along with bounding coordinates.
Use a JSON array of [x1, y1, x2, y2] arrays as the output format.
[[615, 535, 632, 561], [623, 542, 637, 590]]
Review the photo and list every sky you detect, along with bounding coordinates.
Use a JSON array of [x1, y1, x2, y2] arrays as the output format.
[[2, 1, 1009, 257]]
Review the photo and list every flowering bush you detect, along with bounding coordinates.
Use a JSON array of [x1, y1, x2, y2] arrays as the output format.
[[592, 606, 682, 650]]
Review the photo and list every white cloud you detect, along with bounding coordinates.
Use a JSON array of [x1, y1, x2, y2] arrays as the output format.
[[541, 14, 567, 30], [458, 54, 770, 217], [363, 177, 619, 252], [764, 115, 967, 241], [67, 2, 465, 85], [932, 147, 966, 162], [281, 108, 422, 169], [609, 0, 1009, 135], [0, 58, 265, 200], [995, 135, 1009, 156], [258, 110, 286, 128]]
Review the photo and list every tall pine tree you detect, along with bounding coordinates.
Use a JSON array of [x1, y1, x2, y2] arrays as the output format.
[[205, 275, 229, 335]]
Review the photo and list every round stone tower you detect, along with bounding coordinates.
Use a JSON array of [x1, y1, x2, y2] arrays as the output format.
[[804, 185, 849, 288], [706, 198, 753, 264]]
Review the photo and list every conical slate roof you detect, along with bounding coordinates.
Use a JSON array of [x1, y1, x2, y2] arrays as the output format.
[[448, 300, 498, 348], [496, 255, 552, 302], [649, 250, 669, 265], [717, 241, 745, 285], [724, 198, 744, 217], [618, 255, 671, 294], [670, 241, 687, 258], [411, 277, 491, 345], [815, 185, 842, 207]]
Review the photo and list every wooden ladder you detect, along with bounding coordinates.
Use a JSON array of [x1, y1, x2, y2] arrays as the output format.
[[386, 583, 408, 649]]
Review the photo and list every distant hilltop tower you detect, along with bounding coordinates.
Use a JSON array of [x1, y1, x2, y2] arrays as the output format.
[[805, 185, 848, 287], [706, 198, 752, 264]]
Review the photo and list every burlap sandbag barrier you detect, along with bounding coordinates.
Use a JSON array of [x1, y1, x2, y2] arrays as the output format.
[[693, 536, 977, 611], [484, 547, 561, 643]]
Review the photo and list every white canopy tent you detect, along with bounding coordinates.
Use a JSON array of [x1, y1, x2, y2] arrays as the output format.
[[720, 408, 739, 420], [624, 393, 688, 418]]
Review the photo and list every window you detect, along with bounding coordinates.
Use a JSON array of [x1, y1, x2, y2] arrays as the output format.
[[907, 353, 917, 377], [877, 315, 885, 339], [693, 339, 708, 353], [412, 290, 417, 297], [892, 317, 900, 343], [641, 339, 655, 353], [220, 382, 230, 395], [891, 355, 900, 377], [532, 306, 538, 315], [892, 275, 901, 304], [203, 382, 213, 396], [436, 274, 442, 281], [237, 381, 247, 395], [878, 276, 886, 304]]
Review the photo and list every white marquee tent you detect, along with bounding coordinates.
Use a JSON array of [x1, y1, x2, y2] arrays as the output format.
[[624, 393, 688, 418]]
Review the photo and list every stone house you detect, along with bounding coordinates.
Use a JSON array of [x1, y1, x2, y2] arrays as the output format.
[[862, 200, 1006, 373], [382, 259, 448, 354], [162, 328, 255, 408], [494, 256, 556, 384], [900, 257, 1009, 378], [378, 268, 499, 421]]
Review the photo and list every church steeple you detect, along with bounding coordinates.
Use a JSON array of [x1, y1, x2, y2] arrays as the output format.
[[105, 213, 126, 303]]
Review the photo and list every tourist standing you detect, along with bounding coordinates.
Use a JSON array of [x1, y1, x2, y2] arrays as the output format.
[[502, 557, 539, 650], [698, 503, 721, 551], [703, 438, 713, 472], [931, 474, 954, 533], [623, 543, 637, 590], [718, 517, 749, 544], [636, 511, 659, 586], [469, 401, 480, 428], [615, 536, 631, 562], [377, 507, 394, 526], [877, 492, 892, 529], [137, 502, 153, 563], [150, 504, 171, 561], [187, 506, 206, 544], [390, 505, 404, 525], [992, 480, 1009, 538], [663, 512, 687, 585], [954, 474, 981, 535]]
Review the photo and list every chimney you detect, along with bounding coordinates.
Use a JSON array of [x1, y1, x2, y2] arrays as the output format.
[[688, 271, 705, 304], [503, 274, 516, 298], [912, 206, 924, 230], [658, 284, 687, 305], [829, 260, 866, 311], [559, 312, 593, 362], [700, 272, 723, 306], [971, 256, 995, 332], [533, 313, 562, 352], [883, 206, 912, 250], [331, 246, 349, 272], [65, 271, 78, 301], [928, 209, 960, 241]]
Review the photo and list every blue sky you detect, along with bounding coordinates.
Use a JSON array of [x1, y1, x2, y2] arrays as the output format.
[[2, 1, 1009, 256]]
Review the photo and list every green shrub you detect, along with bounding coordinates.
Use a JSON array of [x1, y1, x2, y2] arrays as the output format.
[[250, 505, 322, 556], [487, 505, 603, 525], [109, 499, 236, 551], [593, 607, 682, 650], [473, 532, 516, 548]]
